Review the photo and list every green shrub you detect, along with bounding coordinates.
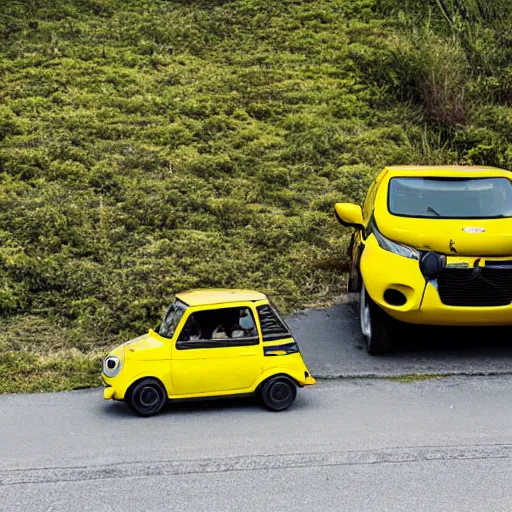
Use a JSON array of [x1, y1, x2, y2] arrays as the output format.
[[1, 0, 512, 392]]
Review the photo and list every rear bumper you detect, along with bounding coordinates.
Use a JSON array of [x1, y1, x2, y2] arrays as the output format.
[[302, 374, 317, 386]]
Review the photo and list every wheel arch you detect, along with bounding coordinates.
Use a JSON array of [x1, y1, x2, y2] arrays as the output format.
[[125, 375, 168, 401], [348, 230, 366, 310], [255, 372, 301, 394]]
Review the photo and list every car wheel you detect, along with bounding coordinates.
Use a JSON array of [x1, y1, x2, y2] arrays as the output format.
[[126, 378, 167, 417], [347, 273, 357, 312], [359, 283, 393, 355], [260, 377, 297, 411]]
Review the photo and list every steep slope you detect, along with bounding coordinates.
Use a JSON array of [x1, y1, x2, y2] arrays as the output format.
[[1, 0, 511, 391]]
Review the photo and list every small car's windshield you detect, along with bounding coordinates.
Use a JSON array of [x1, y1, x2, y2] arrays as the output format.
[[158, 299, 187, 339], [388, 177, 512, 218]]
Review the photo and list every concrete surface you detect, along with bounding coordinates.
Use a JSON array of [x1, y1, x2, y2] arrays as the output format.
[[2, 377, 512, 511], [288, 305, 512, 378]]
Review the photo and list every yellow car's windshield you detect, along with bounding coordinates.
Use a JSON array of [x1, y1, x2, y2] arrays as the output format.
[[158, 299, 187, 339], [388, 177, 512, 219]]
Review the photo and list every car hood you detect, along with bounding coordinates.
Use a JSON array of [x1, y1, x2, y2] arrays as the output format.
[[119, 331, 169, 360], [377, 217, 512, 256]]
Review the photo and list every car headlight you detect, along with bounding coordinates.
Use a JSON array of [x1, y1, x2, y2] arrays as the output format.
[[102, 355, 122, 377], [372, 225, 419, 260]]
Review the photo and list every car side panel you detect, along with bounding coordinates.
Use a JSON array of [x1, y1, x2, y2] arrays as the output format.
[[258, 337, 316, 386], [349, 170, 388, 309], [170, 344, 262, 395], [165, 337, 315, 399], [170, 301, 263, 396]]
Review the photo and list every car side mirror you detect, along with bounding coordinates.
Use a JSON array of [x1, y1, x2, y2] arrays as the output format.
[[334, 203, 364, 228]]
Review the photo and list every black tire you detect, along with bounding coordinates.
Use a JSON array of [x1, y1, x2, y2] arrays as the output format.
[[359, 283, 396, 355], [260, 377, 297, 411], [126, 378, 167, 417], [346, 272, 357, 314]]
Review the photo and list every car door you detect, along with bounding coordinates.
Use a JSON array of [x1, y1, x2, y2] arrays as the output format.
[[170, 304, 262, 396]]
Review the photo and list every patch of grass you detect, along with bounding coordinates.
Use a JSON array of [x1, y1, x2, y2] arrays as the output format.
[[0, 315, 104, 393], [1, 0, 512, 392], [387, 374, 447, 383], [0, 350, 102, 394]]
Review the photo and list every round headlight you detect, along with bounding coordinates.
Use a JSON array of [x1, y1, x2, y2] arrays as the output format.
[[102, 355, 121, 377]]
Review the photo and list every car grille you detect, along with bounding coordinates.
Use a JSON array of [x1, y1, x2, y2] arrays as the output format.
[[437, 267, 512, 307]]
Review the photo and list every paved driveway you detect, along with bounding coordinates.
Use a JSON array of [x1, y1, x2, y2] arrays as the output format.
[[288, 305, 512, 378]]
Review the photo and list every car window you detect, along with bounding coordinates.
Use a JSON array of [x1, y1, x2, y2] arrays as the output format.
[[176, 306, 259, 349], [257, 303, 292, 342], [388, 177, 512, 218], [158, 299, 187, 339]]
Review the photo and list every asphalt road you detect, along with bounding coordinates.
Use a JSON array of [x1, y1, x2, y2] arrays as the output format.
[[2, 377, 512, 511], [3, 305, 512, 511], [288, 305, 512, 378]]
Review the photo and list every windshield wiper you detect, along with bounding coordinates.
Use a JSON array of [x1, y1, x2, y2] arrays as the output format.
[[427, 206, 440, 216]]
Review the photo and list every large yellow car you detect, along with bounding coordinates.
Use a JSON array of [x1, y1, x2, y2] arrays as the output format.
[[335, 165, 512, 355], [102, 289, 316, 416]]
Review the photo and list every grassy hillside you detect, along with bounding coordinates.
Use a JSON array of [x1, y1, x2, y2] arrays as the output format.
[[1, 0, 512, 392]]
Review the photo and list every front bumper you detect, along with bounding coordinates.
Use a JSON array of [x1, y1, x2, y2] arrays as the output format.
[[397, 281, 512, 326], [104, 386, 116, 400], [102, 375, 117, 400], [361, 239, 512, 326]]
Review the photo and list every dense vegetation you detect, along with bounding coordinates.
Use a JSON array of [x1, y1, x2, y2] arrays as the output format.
[[1, 0, 512, 392]]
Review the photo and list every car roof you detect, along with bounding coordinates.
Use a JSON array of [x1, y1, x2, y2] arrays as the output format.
[[175, 288, 268, 307], [383, 165, 510, 176]]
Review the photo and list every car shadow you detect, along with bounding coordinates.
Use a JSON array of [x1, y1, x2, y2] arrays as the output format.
[[166, 395, 261, 414], [391, 324, 512, 356], [100, 394, 277, 419], [296, 305, 512, 370]]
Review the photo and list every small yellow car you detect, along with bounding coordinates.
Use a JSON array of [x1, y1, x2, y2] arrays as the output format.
[[335, 165, 512, 355], [102, 289, 316, 416]]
